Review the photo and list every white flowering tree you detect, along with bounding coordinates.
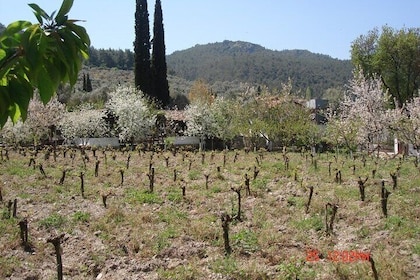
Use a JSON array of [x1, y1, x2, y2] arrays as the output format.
[[326, 69, 390, 153], [0, 96, 65, 145], [210, 98, 237, 142], [184, 97, 236, 141], [389, 97, 420, 154], [184, 102, 217, 139], [59, 104, 110, 141], [106, 86, 157, 143]]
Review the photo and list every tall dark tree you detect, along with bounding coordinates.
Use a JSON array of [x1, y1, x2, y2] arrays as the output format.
[[134, 0, 152, 95], [86, 73, 93, 92], [151, 0, 170, 107], [82, 73, 87, 91]]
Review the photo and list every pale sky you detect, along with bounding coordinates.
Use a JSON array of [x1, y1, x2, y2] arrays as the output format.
[[1, 0, 419, 60]]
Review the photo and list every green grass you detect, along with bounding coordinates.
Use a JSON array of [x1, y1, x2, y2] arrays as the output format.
[[1, 148, 420, 279], [292, 214, 324, 232], [39, 213, 67, 229], [72, 211, 90, 223], [232, 228, 259, 254], [125, 188, 163, 204]]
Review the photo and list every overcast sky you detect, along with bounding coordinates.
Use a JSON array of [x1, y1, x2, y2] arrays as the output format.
[[1, 0, 419, 59]]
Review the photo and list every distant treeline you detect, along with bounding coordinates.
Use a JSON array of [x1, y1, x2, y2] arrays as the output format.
[[85, 47, 135, 70]]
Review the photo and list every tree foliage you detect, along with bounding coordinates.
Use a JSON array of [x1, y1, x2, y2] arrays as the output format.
[[166, 40, 352, 97], [134, 0, 152, 94], [59, 104, 110, 141], [351, 26, 420, 107], [106, 86, 157, 142], [0, 95, 65, 145], [188, 80, 214, 104], [326, 69, 390, 152], [389, 97, 420, 150], [0, 0, 90, 127], [151, 0, 170, 107]]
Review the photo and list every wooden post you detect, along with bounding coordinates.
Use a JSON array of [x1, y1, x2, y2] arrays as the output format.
[[221, 213, 232, 256], [47, 234, 66, 280], [369, 256, 379, 280], [231, 186, 242, 221], [244, 174, 250, 196], [18, 218, 28, 248], [305, 186, 314, 214], [126, 154, 131, 169], [328, 161, 332, 177], [148, 167, 155, 193], [59, 169, 67, 185], [390, 172, 398, 190], [12, 198, 17, 218], [39, 163, 46, 178], [119, 169, 124, 186], [95, 160, 100, 177], [253, 166, 259, 180], [325, 202, 338, 235], [381, 180, 391, 218], [358, 177, 368, 201], [79, 172, 85, 198], [205, 173, 210, 190]]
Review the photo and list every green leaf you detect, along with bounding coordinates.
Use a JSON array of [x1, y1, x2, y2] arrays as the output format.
[[56, 0, 74, 22], [2, 21, 32, 38], [66, 22, 90, 46], [28, 4, 48, 25], [9, 103, 21, 124], [37, 66, 54, 104], [9, 75, 33, 121], [56, 15, 68, 26], [0, 49, 6, 61]]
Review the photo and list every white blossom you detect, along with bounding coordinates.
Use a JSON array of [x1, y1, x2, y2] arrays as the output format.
[[326, 69, 390, 152], [184, 102, 216, 138], [0, 96, 65, 145], [106, 86, 156, 142], [389, 97, 420, 150], [59, 104, 110, 141]]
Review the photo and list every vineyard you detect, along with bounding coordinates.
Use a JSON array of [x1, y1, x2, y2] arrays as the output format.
[[0, 146, 419, 279]]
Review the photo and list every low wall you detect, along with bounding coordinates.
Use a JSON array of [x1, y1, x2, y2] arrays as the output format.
[[173, 136, 201, 146], [74, 137, 120, 147]]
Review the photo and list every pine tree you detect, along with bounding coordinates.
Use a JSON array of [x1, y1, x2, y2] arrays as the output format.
[[134, 0, 152, 95], [151, 0, 170, 107]]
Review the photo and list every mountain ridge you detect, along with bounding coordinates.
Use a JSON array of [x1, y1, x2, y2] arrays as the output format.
[[166, 40, 353, 97]]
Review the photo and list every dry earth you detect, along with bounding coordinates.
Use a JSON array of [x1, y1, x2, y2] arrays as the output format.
[[0, 146, 419, 279]]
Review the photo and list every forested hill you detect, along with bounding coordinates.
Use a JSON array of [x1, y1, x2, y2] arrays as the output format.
[[167, 40, 353, 96]]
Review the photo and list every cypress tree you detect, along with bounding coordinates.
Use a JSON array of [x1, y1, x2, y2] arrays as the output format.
[[82, 73, 87, 91], [134, 0, 152, 96], [151, 0, 170, 107], [86, 73, 93, 92]]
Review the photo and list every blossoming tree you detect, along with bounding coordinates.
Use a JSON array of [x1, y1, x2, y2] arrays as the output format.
[[326, 69, 390, 153], [1, 96, 65, 145], [106, 86, 157, 143], [59, 104, 110, 141]]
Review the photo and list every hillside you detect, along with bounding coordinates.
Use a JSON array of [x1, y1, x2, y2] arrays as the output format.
[[167, 40, 353, 97]]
